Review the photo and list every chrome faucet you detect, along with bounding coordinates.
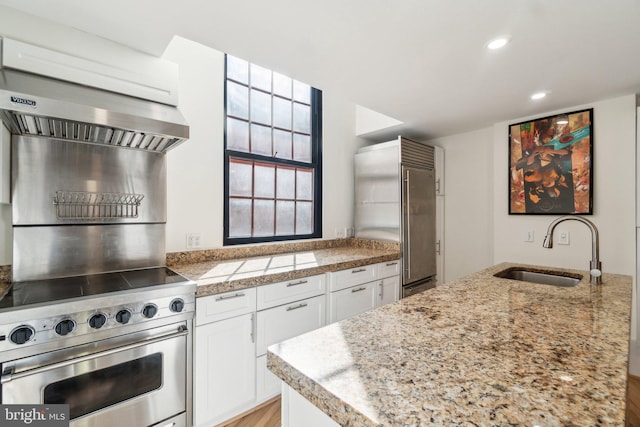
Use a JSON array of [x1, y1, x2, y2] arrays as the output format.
[[542, 216, 602, 284]]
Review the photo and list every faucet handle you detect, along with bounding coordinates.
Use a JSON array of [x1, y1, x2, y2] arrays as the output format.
[[590, 268, 602, 278]]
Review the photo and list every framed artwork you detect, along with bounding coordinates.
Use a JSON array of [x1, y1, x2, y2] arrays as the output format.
[[508, 108, 593, 214]]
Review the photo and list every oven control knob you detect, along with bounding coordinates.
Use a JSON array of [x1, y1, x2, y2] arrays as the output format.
[[115, 309, 132, 324], [89, 313, 107, 329], [170, 299, 185, 313], [55, 319, 75, 336], [10, 326, 35, 345], [142, 304, 158, 319]]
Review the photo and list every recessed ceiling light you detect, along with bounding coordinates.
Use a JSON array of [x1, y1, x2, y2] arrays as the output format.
[[486, 36, 511, 50], [530, 91, 548, 100]]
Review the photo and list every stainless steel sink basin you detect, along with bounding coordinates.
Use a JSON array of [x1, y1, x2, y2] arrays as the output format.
[[494, 267, 582, 287]]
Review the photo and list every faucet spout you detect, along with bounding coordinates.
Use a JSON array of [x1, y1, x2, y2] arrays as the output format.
[[542, 216, 602, 284]]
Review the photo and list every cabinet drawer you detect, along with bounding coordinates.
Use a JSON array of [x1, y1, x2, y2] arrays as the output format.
[[257, 274, 326, 310], [377, 260, 400, 278], [328, 264, 377, 292], [256, 294, 326, 356], [195, 288, 257, 326], [329, 281, 377, 323]]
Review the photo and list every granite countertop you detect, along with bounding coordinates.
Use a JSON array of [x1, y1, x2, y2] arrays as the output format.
[[169, 239, 401, 297], [267, 262, 632, 426]]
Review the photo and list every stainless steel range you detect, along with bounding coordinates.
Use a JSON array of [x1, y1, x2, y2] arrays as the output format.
[[0, 268, 195, 427], [0, 49, 194, 427]]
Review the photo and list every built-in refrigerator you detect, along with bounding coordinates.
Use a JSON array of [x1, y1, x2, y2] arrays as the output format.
[[355, 136, 437, 298]]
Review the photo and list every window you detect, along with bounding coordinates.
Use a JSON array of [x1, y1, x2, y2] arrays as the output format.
[[224, 55, 322, 245]]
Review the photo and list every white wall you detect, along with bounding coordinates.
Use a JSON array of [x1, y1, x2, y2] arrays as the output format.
[[492, 95, 636, 277], [162, 37, 364, 251], [428, 128, 495, 281]]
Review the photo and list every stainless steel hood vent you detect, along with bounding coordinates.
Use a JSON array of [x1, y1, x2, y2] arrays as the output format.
[[0, 69, 190, 153]]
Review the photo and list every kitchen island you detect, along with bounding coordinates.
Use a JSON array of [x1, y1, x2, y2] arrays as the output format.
[[267, 262, 632, 426]]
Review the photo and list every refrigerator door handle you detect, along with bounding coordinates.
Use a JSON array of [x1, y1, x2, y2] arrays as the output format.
[[404, 171, 411, 279]]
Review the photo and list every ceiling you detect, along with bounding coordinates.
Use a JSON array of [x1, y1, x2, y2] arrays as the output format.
[[1, 0, 639, 140]]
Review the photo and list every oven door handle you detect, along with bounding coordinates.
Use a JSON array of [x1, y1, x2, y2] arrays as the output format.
[[1, 326, 189, 384]]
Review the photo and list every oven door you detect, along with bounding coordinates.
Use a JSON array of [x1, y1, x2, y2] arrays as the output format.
[[1, 325, 188, 427]]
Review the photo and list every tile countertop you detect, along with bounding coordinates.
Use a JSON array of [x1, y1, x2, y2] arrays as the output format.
[[168, 239, 401, 297], [267, 262, 633, 426]]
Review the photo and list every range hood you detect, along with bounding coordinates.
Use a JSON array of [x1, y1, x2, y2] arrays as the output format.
[[0, 38, 189, 153]]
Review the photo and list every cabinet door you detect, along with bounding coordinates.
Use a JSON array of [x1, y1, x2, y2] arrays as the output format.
[[193, 313, 256, 427], [377, 275, 399, 307], [329, 281, 377, 323], [256, 295, 326, 356], [256, 354, 282, 403]]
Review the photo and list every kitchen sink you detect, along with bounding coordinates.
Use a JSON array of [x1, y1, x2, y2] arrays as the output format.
[[494, 267, 582, 287]]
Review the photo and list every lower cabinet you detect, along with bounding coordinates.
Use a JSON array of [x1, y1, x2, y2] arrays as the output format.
[[256, 294, 326, 402], [281, 384, 340, 427], [193, 263, 400, 426], [378, 275, 400, 307], [193, 312, 256, 427]]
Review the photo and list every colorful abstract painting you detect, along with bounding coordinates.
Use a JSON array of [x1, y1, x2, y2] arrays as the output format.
[[509, 109, 593, 214]]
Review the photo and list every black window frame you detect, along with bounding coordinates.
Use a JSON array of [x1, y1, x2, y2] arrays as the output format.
[[223, 55, 323, 246]]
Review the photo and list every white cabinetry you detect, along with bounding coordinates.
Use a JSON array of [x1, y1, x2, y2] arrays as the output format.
[[256, 275, 326, 402], [328, 261, 400, 323], [193, 289, 257, 427]]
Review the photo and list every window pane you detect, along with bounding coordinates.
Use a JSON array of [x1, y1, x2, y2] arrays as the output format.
[[273, 130, 292, 160], [293, 133, 311, 163], [227, 56, 249, 84], [254, 200, 275, 237], [296, 202, 313, 235], [229, 198, 252, 237], [251, 64, 272, 91], [251, 124, 272, 156], [296, 169, 313, 200], [251, 89, 271, 125], [276, 201, 295, 235], [273, 73, 292, 98], [227, 82, 248, 119], [273, 97, 292, 130], [254, 164, 275, 198], [276, 167, 295, 199], [293, 81, 310, 104], [293, 103, 310, 133], [229, 160, 253, 196], [226, 118, 249, 152]]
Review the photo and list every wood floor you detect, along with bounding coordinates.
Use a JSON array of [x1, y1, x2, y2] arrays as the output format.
[[215, 375, 640, 427], [217, 396, 281, 427], [628, 374, 640, 426]]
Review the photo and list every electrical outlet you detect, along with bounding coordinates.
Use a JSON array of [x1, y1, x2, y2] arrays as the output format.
[[525, 230, 534, 242], [335, 228, 345, 238], [186, 233, 201, 249], [558, 230, 570, 245], [345, 227, 354, 238]]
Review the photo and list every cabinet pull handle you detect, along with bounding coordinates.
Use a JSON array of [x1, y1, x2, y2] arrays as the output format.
[[286, 279, 308, 287], [351, 286, 367, 293], [351, 268, 366, 274], [286, 303, 308, 311], [250, 313, 255, 343], [386, 262, 398, 266], [215, 292, 245, 301]]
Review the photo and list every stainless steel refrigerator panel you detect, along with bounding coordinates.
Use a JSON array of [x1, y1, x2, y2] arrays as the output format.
[[354, 142, 400, 242], [402, 165, 436, 284]]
